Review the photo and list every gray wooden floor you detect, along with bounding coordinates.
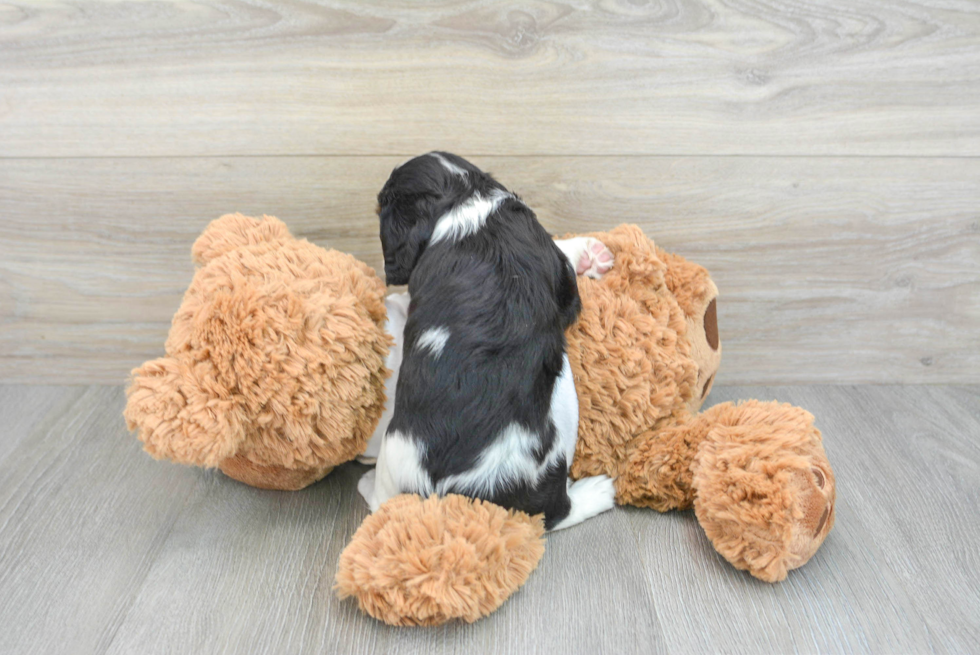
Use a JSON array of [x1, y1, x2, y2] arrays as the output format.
[[1, 384, 977, 654]]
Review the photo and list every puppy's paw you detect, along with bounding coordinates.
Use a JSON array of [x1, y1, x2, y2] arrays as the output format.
[[551, 474, 617, 530], [575, 238, 614, 279], [357, 468, 377, 511], [569, 474, 617, 513]]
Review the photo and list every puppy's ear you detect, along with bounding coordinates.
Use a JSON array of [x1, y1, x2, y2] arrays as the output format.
[[381, 213, 433, 286]]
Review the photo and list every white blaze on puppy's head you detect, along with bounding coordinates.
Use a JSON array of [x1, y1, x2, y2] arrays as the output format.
[[429, 152, 469, 178]]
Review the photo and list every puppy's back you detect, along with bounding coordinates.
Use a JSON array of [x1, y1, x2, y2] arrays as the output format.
[[390, 197, 578, 490]]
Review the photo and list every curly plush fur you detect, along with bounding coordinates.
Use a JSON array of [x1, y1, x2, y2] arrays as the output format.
[[125, 213, 392, 489], [561, 225, 832, 582], [564, 225, 702, 486], [335, 494, 546, 625], [337, 224, 836, 622], [125, 216, 835, 625], [692, 401, 835, 582]]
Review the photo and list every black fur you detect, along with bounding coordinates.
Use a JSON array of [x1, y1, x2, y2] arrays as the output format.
[[378, 152, 581, 529]]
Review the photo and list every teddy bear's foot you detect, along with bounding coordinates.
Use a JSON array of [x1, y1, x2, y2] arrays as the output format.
[[218, 455, 333, 491], [336, 494, 546, 626], [692, 401, 836, 582]]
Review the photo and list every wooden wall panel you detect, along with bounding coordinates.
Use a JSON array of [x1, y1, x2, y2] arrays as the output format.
[[0, 0, 978, 157], [1, 155, 977, 384]]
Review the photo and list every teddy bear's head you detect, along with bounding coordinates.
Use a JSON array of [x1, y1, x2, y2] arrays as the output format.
[[125, 214, 392, 489]]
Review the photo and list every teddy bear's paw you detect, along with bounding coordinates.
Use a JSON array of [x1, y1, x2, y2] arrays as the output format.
[[692, 400, 836, 582], [124, 356, 247, 468]]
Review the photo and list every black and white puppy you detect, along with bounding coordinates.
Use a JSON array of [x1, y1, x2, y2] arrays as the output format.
[[358, 152, 615, 531]]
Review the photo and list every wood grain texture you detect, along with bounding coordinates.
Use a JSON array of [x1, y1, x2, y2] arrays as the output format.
[[0, 386, 205, 655], [638, 384, 980, 654], [0, 384, 977, 654], [103, 469, 665, 655], [0, 385, 74, 464], [1, 155, 977, 384], [1, 0, 979, 157]]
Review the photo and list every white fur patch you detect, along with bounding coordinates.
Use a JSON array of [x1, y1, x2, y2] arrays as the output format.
[[357, 468, 377, 507], [436, 422, 551, 497], [551, 354, 579, 467], [369, 431, 432, 512], [550, 474, 616, 531], [430, 189, 511, 244], [430, 152, 468, 177], [358, 292, 411, 464], [416, 326, 450, 357]]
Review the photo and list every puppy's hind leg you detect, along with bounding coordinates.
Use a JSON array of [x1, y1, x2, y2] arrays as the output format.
[[356, 292, 411, 465], [550, 475, 616, 531], [357, 468, 378, 512], [546, 353, 615, 531]]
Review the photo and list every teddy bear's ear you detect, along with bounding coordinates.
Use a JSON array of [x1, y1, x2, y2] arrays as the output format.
[[124, 356, 247, 468], [191, 213, 292, 266]]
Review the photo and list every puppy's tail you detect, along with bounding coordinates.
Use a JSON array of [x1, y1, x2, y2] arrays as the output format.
[[335, 493, 546, 626]]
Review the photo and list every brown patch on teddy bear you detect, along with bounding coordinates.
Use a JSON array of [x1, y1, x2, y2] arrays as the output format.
[[218, 454, 333, 491], [703, 298, 719, 351]]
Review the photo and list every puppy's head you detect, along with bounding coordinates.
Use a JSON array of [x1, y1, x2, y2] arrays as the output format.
[[377, 152, 484, 285]]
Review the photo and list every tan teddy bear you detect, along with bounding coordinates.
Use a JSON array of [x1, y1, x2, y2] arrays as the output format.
[[125, 216, 835, 627]]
